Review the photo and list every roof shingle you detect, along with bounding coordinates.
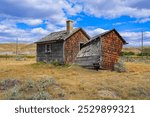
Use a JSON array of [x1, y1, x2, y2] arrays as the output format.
[[36, 28, 80, 43]]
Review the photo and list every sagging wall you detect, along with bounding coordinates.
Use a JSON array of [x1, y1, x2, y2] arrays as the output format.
[[75, 39, 101, 68], [101, 31, 123, 70], [64, 30, 89, 64], [36, 41, 64, 63]]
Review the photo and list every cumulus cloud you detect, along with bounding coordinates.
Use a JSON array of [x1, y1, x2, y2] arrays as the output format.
[[85, 27, 150, 46], [0, 22, 48, 43], [85, 28, 107, 37], [128, 0, 150, 9], [21, 19, 43, 26], [0, 0, 65, 19], [135, 18, 150, 23], [0, 23, 27, 43], [0, 0, 150, 46], [0, 0, 82, 43], [121, 31, 150, 46], [0, 0, 82, 25], [0, 24, 24, 36], [76, 0, 150, 19], [120, 32, 142, 40], [31, 28, 49, 35]]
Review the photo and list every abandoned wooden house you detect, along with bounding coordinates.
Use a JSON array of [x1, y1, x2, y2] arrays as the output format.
[[36, 20, 90, 64], [75, 29, 128, 70]]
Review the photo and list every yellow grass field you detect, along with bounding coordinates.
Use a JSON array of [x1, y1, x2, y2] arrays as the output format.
[[0, 43, 36, 55], [0, 58, 150, 100]]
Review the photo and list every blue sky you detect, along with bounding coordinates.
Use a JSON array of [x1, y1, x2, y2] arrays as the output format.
[[0, 0, 150, 46]]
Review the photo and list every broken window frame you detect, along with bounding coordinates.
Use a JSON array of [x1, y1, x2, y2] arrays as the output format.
[[45, 44, 52, 53], [79, 42, 84, 50]]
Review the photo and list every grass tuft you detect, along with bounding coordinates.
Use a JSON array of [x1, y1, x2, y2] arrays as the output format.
[[2, 77, 65, 100]]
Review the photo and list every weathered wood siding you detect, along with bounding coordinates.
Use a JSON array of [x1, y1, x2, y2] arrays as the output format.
[[100, 31, 123, 69], [64, 30, 89, 64], [75, 39, 101, 68], [37, 41, 64, 63]]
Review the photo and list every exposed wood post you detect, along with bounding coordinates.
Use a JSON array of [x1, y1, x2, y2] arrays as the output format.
[[16, 38, 18, 60], [141, 31, 144, 59]]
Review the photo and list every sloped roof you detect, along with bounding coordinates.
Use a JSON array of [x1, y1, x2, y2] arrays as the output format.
[[83, 29, 127, 47], [76, 39, 100, 57], [92, 29, 128, 44], [36, 28, 90, 43]]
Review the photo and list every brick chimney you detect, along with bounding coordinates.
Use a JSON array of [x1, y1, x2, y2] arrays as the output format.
[[66, 20, 73, 33]]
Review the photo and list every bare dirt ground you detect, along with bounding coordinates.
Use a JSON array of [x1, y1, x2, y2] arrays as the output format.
[[0, 58, 150, 100]]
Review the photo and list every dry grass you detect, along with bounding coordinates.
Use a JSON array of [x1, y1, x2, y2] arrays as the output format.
[[122, 46, 150, 55], [0, 43, 36, 54], [0, 58, 150, 100], [122, 47, 141, 54]]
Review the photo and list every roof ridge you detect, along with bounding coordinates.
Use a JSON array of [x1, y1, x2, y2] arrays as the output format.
[[36, 28, 81, 43], [92, 29, 115, 39], [85, 29, 127, 45]]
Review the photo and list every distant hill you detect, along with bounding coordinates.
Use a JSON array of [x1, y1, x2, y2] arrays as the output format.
[[122, 46, 150, 54], [122, 47, 141, 54], [0, 43, 149, 55], [0, 43, 36, 55]]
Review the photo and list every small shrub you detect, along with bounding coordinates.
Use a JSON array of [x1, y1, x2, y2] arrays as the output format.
[[0, 55, 15, 58], [128, 87, 150, 99], [36, 77, 56, 91], [5, 86, 23, 100], [51, 60, 61, 66], [137, 52, 150, 56], [120, 51, 135, 56], [31, 91, 52, 100], [0, 79, 21, 90], [3, 77, 65, 100], [21, 80, 36, 92], [57, 90, 65, 98], [114, 60, 126, 72]]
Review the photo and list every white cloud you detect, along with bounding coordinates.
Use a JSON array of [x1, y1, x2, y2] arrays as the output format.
[[0, 22, 49, 43], [120, 32, 142, 40], [135, 18, 150, 23], [0, 0, 82, 43], [0, 25, 8, 30], [22, 19, 43, 26], [85, 28, 107, 37], [46, 23, 66, 32], [0, 0, 83, 25], [145, 31, 150, 36], [113, 22, 127, 26], [121, 31, 150, 46], [86, 27, 150, 46], [77, 0, 150, 19], [0, 24, 25, 36], [0, 0, 150, 45], [31, 28, 49, 35], [63, 2, 82, 16]]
